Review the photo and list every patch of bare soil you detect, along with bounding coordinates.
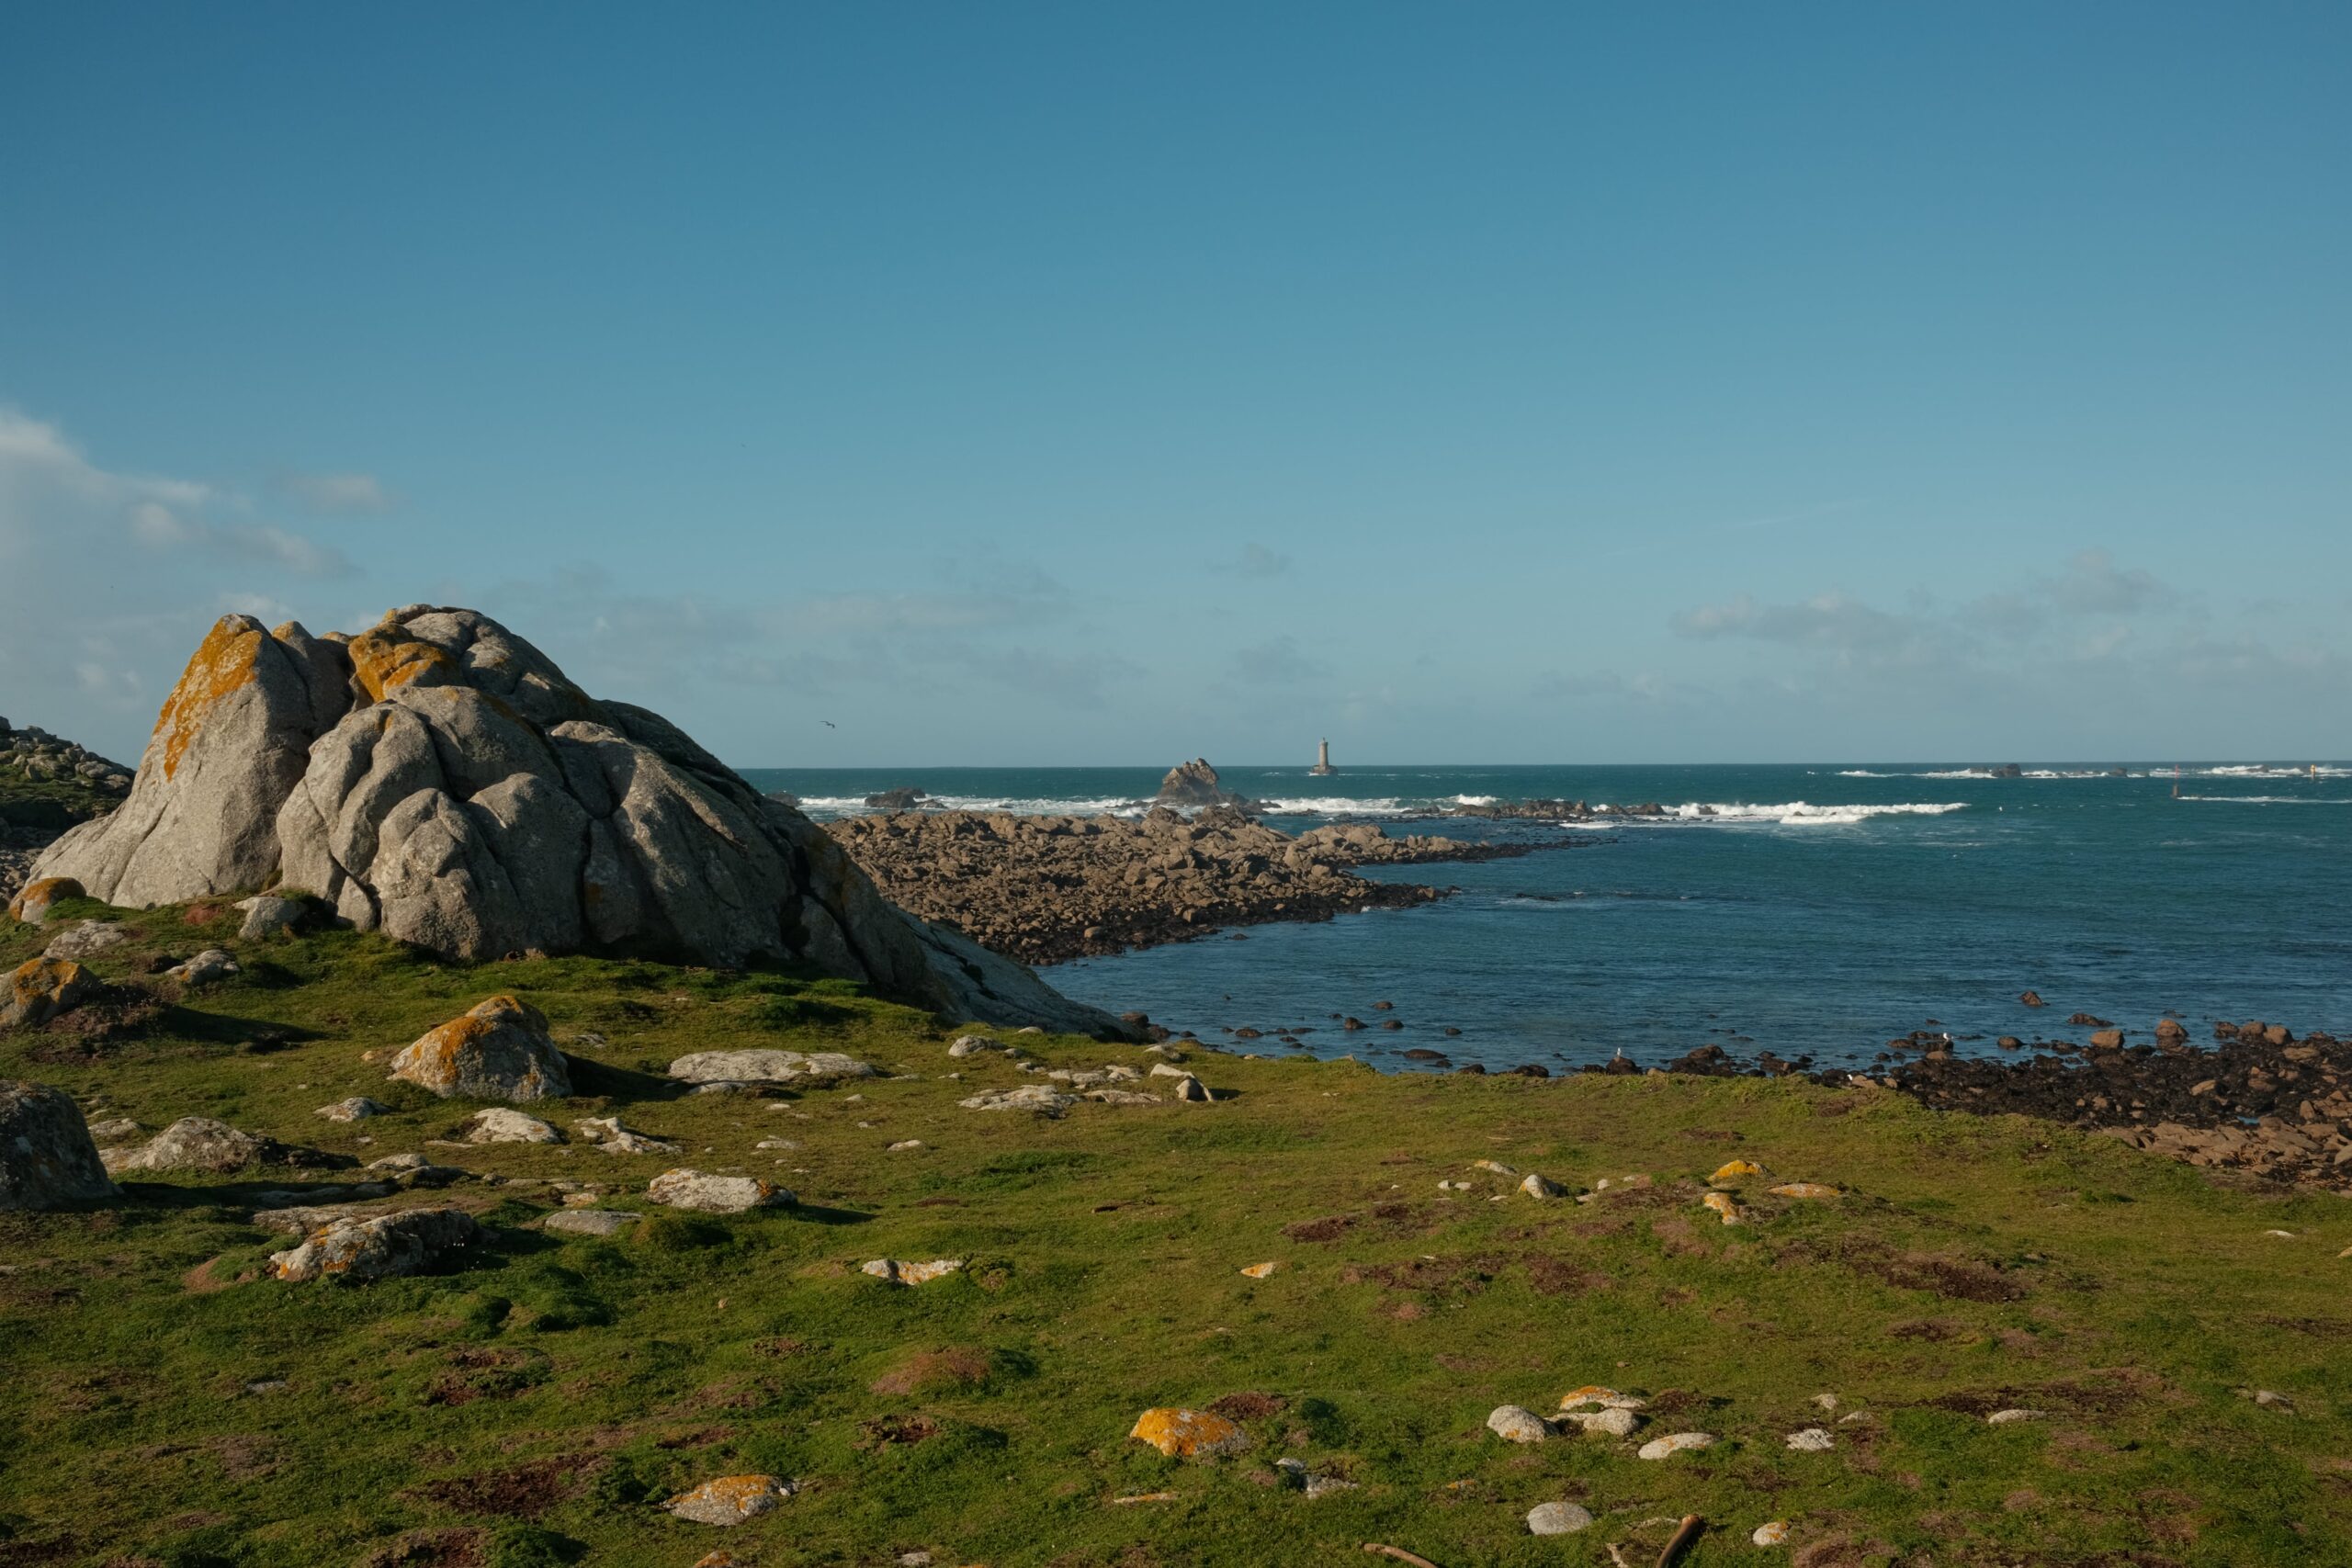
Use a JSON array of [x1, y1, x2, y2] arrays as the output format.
[[407, 1455, 601, 1518]]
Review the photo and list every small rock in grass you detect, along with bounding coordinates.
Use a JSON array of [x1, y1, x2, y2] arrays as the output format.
[[1770, 1182, 1838, 1199], [1526, 1501, 1593, 1535], [268, 1207, 483, 1283], [0, 1080, 119, 1209], [1438, 1179, 1472, 1192], [2251, 1389, 2295, 1411], [1785, 1427, 1834, 1451], [888, 1139, 924, 1152], [1710, 1158, 1767, 1184], [85, 1116, 141, 1143], [1239, 1261, 1279, 1279], [3, 957, 98, 1028], [1702, 1190, 1743, 1224], [574, 1116, 678, 1155], [543, 1209, 638, 1237], [668, 1049, 876, 1087], [958, 1085, 1076, 1113], [1637, 1431, 1715, 1460], [1984, 1408, 2042, 1426], [861, 1258, 964, 1285], [947, 1034, 1002, 1057], [646, 1169, 794, 1213], [41, 920, 126, 962], [234, 894, 305, 941], [165, 948, 240, 985], [665, 1473, 797, 1525], [1753, 1520, 1791, 1546], [1520, 1171, 1565, 1199], [1558, 1385, 1645, 1411], [390, 995, 570, 1102], [1473, 1159, 1518, 1177], [462, 1108, 561, 1145], [1487, 1404, 1549, 1443], [754, 1137, 797, 1150], [1130, 1407, 1250, 1457], [1556, 1406, 1640, 1437], [107, 1116, 272, 1174], [1812, 1393, 1838, 1411], [315, 1098, 389, 1122]]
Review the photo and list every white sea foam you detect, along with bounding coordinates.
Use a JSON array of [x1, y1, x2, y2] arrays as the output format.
[[789, 793, 1148, 819], [1256, 795, 1408, 816], [1673, 800, 1966, 826], [2199, 763, 2350, 778], [1836, 770, 1896, 777], [2178, 795, 2352, 806]]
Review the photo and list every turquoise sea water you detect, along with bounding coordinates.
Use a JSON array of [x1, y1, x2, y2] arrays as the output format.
[[739, 763, 2352, 1071]]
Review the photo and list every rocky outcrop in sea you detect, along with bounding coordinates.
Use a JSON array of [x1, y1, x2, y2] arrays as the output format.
[[31, 607, 1117, 1035], [827, 804, 1583, 964], [0, 718, 133, 903]]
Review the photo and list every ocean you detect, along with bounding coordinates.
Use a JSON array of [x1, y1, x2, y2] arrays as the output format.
[[738, 762, 2352, 1072]]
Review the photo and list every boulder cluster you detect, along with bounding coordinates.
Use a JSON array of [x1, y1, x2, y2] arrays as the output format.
[[827, 806, 1565, 964], [0, 718, 131, 803], [1890, 1020, 2352, 1190], [28, 607, 1113, 1035]]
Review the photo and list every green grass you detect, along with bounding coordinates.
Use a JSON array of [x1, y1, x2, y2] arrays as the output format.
[[3, 899, 2349, 1566]]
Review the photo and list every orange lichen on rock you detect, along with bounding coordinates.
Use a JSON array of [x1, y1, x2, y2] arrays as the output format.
[[1709, 1159, 1768, 1185], [1770, 1181, 1839, 1199], [345, 625, 458, 703], [1701, 1190, 1744, 1225], [1129, 1407, 1250, 1458], [152, 616, 270, 780], [6, 877, 84, 924], [664, 1473, 797, 1525]]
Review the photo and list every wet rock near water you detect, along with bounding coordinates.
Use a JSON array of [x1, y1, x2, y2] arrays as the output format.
[[1889, 1021, 2352, 1190], [828, 804, 1583, 964]]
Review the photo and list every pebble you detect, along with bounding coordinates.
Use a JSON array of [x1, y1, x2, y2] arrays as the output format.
[[1520, 1172, 1565, 1199], [1486, 1404, 1550, 1443], [1438, 1179, 1472, 1192], [1559, 1385, 1645, 1411], [1525, 1501, 1594, 1535], [1239, 1261, 1279, 1279], [1812, 1393, 1838, 1410], [1753, 1520, 1791, 1546], [314, 1098, 390, 1123], [1784, 1427, 1834, 1451], [1636, 1431, 1716, 1460], [1473, 1159, 1518, 1177], [888, 1139, 924, 1152], [2252, 1389, 2295, 1411], [1770, 1182, 1838, 1199], [1985, 1408, 2042, 1425]]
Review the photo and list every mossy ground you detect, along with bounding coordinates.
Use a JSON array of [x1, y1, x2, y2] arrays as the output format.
[[3, 898, 2348, 1567]]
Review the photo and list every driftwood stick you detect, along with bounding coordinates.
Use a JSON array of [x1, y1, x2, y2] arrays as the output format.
[[1362, 1546, 1443, 1568]]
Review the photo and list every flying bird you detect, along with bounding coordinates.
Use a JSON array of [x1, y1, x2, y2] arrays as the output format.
[[822, 720, 836, 728]]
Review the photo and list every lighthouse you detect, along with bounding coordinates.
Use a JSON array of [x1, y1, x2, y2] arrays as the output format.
[[1309, 738, 1336, 776]]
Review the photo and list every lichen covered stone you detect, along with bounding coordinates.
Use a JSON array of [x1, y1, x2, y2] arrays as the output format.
[[1129, 1407, 1250, 1458], [390, 996, 571, 1102]]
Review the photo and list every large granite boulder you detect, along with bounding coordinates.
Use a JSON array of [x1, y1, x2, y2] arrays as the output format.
[[390, 996, 572, 1102], [0, 1081, 119, 1210], [31, 606, 1117, 1035], [33, 616, 350, 907]]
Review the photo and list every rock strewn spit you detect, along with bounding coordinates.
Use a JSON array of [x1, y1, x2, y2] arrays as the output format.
[[1889, 1021, 2352, 1190], [827, 805, 1579, 964]]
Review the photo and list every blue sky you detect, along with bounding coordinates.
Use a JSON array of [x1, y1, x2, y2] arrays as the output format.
[[4, 3, 2346, 767]]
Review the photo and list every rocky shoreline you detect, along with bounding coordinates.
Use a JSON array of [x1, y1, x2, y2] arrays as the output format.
[[0, 718, 130, 903], [825, 805, 1588, 965], [1663, 1018, 2352, 1193]]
